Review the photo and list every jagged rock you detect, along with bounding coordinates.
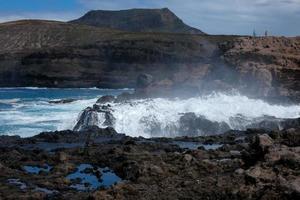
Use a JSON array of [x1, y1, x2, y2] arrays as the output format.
[[96, 95, 115, 104], [179, 113, 230, 136], [73, 104, 116, 131], [73, 107, 99, 131], [251, 134, 274, 157]]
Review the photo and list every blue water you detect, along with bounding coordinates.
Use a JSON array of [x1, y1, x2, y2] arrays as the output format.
[[66, 164, 122, 191], [0, 88, 131, 137], [23, 164, 52, 174]]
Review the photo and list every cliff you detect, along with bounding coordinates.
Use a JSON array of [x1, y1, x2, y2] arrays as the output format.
[[0, 19, 299, 102]]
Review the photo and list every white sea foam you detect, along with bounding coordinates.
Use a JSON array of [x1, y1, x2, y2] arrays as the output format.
[[0, 98, 98, 137], [96, 93, 300, 138], [1, 92, 300, 138], [0, 98, 20, 104]]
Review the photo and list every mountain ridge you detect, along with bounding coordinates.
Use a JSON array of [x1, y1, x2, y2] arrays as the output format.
[[70, 8, 205, 34]]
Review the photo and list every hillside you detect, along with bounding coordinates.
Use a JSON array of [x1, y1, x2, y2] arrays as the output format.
[[0, 20, 216, 89], [0, 19, 299, 102], [70, 8, 205, 34]]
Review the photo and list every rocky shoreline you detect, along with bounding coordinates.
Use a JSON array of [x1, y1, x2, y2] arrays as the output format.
[[0, 123, 299, 199]]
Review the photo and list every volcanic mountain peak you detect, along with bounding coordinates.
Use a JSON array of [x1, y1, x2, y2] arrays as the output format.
[[70, 8, 205, 34]]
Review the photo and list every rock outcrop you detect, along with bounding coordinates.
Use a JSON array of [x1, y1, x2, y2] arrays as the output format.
[[221, 36, 300, 101], [0, 126, 299, 199], [179, 112, 231, 136]]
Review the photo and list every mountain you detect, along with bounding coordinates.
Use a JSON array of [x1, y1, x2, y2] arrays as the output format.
[[70, 8, 205, 34]]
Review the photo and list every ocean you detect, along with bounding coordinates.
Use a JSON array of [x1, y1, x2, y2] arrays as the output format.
[[0, 88, 131, 137], [1, 88, 300, 138]]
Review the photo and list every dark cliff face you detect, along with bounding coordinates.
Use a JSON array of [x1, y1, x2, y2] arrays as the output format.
[[0, 19, 299, 101], [0, 20, 216, 89], [70, 8, 205, 34]]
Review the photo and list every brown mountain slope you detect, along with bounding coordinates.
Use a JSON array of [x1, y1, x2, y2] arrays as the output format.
[[70, 8, 205, 34]]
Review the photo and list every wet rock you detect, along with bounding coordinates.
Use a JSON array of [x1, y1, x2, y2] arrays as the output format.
[[74, 104, 116, 131], [73, 107, 99, 131], [96, 95, 115, 104], [179, 113, 230, 136], [136, 73, 153, 89], [103, 112, 116, 127], [49, 98, 77, 104], [115, 92, 135, 103], [254, 134, 274, 153]]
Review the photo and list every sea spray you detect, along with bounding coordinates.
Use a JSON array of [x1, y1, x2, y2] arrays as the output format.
[[94, 93, 300, 137]]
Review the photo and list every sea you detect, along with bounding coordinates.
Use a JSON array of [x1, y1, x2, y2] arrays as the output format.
[[1, 88, 300, 138], [0, 87, 131, 137]]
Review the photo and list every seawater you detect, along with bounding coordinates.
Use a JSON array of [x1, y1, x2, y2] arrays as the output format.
[[106, 93, 300, 137], [1, 88, 300, 138], [0, 87, 131, 137]]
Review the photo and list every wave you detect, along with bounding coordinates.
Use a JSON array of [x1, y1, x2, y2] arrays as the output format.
[[0, 98, 20, 104], [94, 93, 300, 138]]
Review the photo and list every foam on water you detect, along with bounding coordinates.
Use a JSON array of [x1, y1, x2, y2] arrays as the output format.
[[0, 88, 130, 137], [103, 93, 300, 137], [1, 88, 300, 138]]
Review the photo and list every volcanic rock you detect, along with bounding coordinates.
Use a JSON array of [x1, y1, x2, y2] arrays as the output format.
[[96, 95, 115, 104], [179, 112, 231, 136]]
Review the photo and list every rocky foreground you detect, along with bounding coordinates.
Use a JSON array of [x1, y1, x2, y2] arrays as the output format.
[[0, 125, 299, 199]]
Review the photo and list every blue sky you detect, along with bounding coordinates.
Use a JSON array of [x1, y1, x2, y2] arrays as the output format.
[[0, 0, 299, 36]]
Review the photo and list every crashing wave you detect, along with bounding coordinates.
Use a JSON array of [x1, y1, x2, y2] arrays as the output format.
[[74, 93, 300, 138]]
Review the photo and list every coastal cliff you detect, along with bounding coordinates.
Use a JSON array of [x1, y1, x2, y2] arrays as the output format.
[[0, 9, 299, 101]]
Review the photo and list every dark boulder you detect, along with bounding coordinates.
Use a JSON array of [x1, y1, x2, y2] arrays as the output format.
[[136, 73, 153, 89], [115, 92, 135, 103], [73, 104, 116, 131], [73, 107, 99, 131], [280, 118, 300, 130], [179, 113, 230, 136], [96, 95, 115, 104]]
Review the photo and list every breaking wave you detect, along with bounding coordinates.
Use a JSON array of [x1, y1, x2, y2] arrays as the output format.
[[96, 93, 300, 137]]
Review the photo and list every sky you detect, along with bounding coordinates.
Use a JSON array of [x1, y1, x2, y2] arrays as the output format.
[[0, 0, 299, 36]]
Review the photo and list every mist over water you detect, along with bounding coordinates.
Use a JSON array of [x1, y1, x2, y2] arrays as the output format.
[[1, 88, 300, 138], [101, 93, 300, 138]]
